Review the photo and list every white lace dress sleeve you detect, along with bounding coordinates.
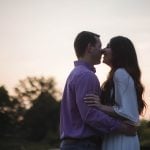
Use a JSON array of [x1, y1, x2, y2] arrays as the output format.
[[112, 68, 139, 125]]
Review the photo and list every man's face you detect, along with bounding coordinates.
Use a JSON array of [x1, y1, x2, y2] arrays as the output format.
[[90, 37, 102, 65]]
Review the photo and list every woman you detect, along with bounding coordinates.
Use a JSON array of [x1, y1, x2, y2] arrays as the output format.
[[84, 36, 146, 150]]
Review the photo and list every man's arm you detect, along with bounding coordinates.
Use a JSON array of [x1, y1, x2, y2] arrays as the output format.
[[75, 72, 122, 134]]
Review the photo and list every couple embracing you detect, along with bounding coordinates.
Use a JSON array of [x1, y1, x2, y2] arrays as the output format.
[[60, 31, 146, 150]]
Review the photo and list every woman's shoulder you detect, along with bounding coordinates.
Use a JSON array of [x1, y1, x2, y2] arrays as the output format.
[[114, 68, 129, 76], [114, 68, 130, 82]]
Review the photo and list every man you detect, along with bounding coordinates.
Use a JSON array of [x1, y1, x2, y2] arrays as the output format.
[[60, 31, 135, 150]]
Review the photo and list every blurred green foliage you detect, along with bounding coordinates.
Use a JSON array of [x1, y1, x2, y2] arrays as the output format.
[[0, 76, 149, 150], [138, 120, 150, 150], [0, 76, 61, 149]]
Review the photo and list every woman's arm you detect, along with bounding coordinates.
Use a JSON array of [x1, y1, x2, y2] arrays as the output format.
[[98, 104, 119, 118], [84, 94, 122, 118]]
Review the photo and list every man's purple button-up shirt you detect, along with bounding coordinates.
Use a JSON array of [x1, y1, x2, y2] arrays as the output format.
[[60, 60, 121, 139]]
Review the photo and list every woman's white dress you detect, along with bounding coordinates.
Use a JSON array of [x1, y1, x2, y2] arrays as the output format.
[[102, 68, 140, 150]]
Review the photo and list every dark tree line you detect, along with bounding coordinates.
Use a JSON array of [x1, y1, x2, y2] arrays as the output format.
[[0, 76, 61, 145], [1, 76, 150, 149]]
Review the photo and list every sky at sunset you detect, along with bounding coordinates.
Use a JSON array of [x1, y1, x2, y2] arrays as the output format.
[[0, 0, 150, 119]]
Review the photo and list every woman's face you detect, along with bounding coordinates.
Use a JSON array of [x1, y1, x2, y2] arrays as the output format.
[[103, 44, 112, 67]]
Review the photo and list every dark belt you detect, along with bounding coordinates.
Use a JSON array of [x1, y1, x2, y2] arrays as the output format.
[[61, 136, 102, 145]]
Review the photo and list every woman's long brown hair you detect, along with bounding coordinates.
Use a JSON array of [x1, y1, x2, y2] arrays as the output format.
[[101, 36, 146, 115]]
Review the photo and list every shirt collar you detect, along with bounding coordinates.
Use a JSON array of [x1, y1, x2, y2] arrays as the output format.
[[74, 60, 96, 73]]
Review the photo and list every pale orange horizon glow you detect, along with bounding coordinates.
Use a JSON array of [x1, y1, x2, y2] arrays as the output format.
[[0, 0, 150, 120]]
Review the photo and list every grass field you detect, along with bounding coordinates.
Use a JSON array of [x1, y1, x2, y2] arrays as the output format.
[[0, 138, 60, 150], [0, 133, 150, 150]]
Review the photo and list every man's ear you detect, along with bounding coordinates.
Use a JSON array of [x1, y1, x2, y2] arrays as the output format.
[[87, 43, 93, 53]]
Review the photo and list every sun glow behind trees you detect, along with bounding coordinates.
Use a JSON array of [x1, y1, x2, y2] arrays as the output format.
[[0, 0, 150, 119]]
